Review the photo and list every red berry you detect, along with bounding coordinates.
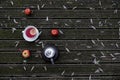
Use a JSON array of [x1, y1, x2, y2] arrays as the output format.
[[24, 8, 31, 15], [51, 29, 59, 36]]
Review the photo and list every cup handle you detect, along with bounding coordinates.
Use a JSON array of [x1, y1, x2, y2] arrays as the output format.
[[22, 31, 24, 33], [50, 58, 54, 64]]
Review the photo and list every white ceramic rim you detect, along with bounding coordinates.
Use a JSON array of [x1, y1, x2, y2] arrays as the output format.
[[44, 47, 55, 58], [22, 26, 39, 42]]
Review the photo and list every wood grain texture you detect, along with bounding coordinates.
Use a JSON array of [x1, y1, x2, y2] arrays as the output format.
[[0, 64, 120, 77], [0, 19, 120, 28], [0, 10, 119, 19], [0, 50, 120, 64], [1, 0, 120, 8], [0, 0, 120, 79], [0, 28, 118, 39]]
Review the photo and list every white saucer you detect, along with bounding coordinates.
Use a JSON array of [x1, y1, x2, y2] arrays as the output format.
[[22, 26, 40, 42]]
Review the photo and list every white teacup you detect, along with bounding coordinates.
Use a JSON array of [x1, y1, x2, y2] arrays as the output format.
[[22, 26, 41, 42]]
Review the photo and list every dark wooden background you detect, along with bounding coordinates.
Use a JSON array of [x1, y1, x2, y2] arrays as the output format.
[[0, 0, 120, 80]]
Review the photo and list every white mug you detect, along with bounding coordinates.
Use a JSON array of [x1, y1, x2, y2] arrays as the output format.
[[22, 26, 41, 42]]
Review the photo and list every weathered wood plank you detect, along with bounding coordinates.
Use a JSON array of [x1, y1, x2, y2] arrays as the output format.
[[0, 0, 119, 79], [0, 64, 119, 77], [0, 19, 120, 28], [0, 76, 120, 80], [0, 50, 120, 64], [1, 0, 120, 8], [0, 10, 119, 18], [0, 28, 118, 39], [0, 40, 120, 51]]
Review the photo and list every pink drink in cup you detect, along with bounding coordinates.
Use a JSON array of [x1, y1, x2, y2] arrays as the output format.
[[26, 28, 37, 38], [22, 26, 40, 42]]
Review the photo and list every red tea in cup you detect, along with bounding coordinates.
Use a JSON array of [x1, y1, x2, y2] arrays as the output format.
[[26, 28, 37, 38], [22, 26, 40, 42]]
